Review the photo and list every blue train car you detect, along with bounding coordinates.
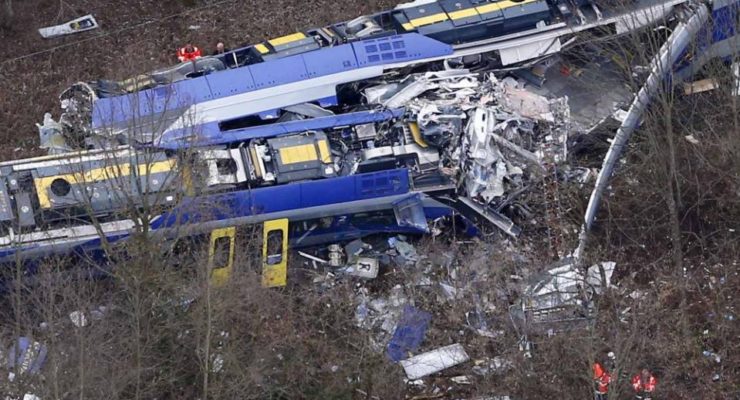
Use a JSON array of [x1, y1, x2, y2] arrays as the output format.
[[11, 0, 740, 288], [44, 0, 699, 151]]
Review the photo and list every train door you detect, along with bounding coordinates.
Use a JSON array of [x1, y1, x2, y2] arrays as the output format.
[[208, 226, 236, 287], [262, 218, 289, 288]]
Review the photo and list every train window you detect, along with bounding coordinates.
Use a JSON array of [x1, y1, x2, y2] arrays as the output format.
[[351, 210, 396, 225], [212, 236, 231, 269], [265, 230, 284, 265]]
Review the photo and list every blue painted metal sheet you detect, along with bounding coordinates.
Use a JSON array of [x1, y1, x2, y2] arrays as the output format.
[[356, 170, 408, 199], [92, 94, 134, 129], [93, 75, 213, 129], [0, 191, 473, 265], [710, 3, 738, 43], [94, 33, 449, 132], [673, 4, 739, 80], [7, 337, 48, 374], [317, 95, 338, 107], [0, 170, 413, 261], [157, 108, 405, 149], [150, 169, 411, 229], [352, 33, 453, 68], [393, 193, 430, 232], [249, 54, 309, 89], [166, 77, 214, 108], [205, 66, 256, 98], [387, 305, 432, 362], [302, 44, 358, 77]]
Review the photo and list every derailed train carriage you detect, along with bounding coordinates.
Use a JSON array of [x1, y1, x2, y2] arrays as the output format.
[[3, 0, 739, 286], [53, 0, 699, 148]]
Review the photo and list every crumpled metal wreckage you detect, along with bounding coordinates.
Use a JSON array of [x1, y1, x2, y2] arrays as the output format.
[[361, 70, 570, 236]]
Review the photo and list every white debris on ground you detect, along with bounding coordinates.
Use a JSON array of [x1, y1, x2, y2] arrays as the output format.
[[400, 343, 470, 380], [30, 63, 629, 398], [3, 395, 41, 400], [510, 260, 616, 329], [354, 285, 411, 352], [38, 15, 99, 39]]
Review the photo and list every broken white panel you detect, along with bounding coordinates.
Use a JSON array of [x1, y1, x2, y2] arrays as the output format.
[[498, 37, 561, 66], [392, 144, 440, 166], [382, 69, 475, 108], [364, 83, 401, 104], [615, 3, 674, 35], [526, 263, 583, 310], [501, 88, 555, 122], [480, 162, 508, 200], [683, 78, 719, 95], [298, 251, 328, 264], [450, 375, 472, 384], [210, 353, 224, 373], [345, 16, 383, 38], [384, 79, 439, 108], [69, 311, 89, 328], [732, 62, 740, 97], [0, 218, 136, 248], [90, 306, 107, 320], [362, 146, 395, 160], [472, 356, 513, 376], [400, 343, 470, 380], [197, 149, 248, 186], [416, 103, 467, 127], [439, 282, 459, 300], [37, 113, 72, 155], [684, 134, 700, 145], [461, 108, 511, 201], [525, 260, 615, 310], [489, 131, 542, 168], [39, 15, 99, 39], [612, 109, 629, 123], [586, 261, 616, 293], [343, 257, 379, 279], [283, 103, 335, 118]]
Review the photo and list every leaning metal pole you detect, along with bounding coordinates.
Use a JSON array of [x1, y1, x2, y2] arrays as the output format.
[[574, 2, 710, 259]]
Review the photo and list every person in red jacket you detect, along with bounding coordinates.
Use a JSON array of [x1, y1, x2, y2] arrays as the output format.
[[631, 368, 657, 399], [177, 43, 202, 62], [593, 355, 613, 400]]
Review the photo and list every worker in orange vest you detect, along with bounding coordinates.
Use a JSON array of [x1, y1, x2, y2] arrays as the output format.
[[631, 368, 657, 399], [177, 43, 202, 62], [593, 352, 614, 400]]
